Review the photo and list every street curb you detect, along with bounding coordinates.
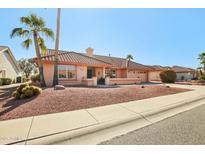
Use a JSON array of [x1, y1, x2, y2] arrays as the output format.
[[21, 94, 205, 145], [141, 94, 205, 118]]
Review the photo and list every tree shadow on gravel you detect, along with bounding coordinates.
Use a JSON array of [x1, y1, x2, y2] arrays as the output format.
[[0, 87, 17, 102], [0, 95, 37, 117]]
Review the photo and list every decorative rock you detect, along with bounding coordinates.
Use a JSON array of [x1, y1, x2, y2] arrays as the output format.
[[54, 85, 65, 90]]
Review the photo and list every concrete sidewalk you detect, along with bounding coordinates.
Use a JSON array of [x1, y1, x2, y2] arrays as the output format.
[[1, 84, 205, 145]]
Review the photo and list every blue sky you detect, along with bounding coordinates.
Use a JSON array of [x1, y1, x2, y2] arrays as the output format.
[[0, 8, 205, 68]]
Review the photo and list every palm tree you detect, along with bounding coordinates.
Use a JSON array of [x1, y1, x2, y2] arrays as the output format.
[[126, 54, 134, 61], [126, 54, 133, 67], [198, 52, 205, 73], [53, 8, 61, 86], [10, 13, 54, 87]]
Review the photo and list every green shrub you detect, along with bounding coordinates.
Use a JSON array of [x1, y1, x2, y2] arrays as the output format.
[[24, 89, 34, 97], [13, 91, 21, 99], [12, 83, 42, 99], [33, 86, 42, 95], [159, 70, 177, 83], [20, 94, 26, 99], [17, 83, 29, 93], [22, 86, 30, 93], [30, 74, 40, 83], [0, 78, 12, 85], [200, 75, 205, 80]]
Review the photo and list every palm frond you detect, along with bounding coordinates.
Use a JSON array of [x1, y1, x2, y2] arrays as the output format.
[[38, 37, 47, 54], [10, 28, 22, 38], [126, 54, 134, 60], [29, 13, 45, 28], [41, 28, 54, 40], [20, 17, 31, 26], [10, 28, 30, 38], [21, 38, 32, 50]]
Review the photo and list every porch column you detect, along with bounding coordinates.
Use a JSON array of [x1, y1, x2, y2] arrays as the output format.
[[102, 67, 106, 78]]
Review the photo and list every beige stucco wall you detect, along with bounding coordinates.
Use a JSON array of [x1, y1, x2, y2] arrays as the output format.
[[109, 78, 141, 85], [176, 72, 194, 81], [43, 64, 88, 86], [127, 70, 147, 82], [77, 66, 87, 80], [43, 63, 54, 87], [148, 71, 161, 81], [95, 67, 103, 79], [0, 51, 19, 80]]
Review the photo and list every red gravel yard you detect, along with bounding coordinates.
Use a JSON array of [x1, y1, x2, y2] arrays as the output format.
[[0, 85, 190, 121]]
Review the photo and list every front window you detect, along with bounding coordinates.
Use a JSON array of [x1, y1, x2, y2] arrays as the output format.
[[58, 65, 76, 79], [105, 69, 116, 78]]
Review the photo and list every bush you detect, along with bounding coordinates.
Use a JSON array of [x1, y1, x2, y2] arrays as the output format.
[[159, 70, 177, 83], [33, 87, 42, 95], [200, 75, 205, 80], [30, 74, 40, 83], [0, 78, 12, 85], [12, 84, 42, 99], [24, 89, 34, 97]]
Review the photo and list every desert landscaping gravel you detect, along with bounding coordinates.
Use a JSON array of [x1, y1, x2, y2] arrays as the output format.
[[0, 85, 189, 121]]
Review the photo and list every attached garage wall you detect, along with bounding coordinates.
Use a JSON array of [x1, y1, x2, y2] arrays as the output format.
[[127, 70, 148, 82], [148, 71, 161, 81]]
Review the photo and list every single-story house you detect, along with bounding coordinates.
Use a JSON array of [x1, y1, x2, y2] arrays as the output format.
[[172, 65, 196, 81], [148, 65, 170, 81], [34, 48, 197, 86], [148, 65, 196, 82], [35, 48, 152, 86], [0, 46, 20, 81]]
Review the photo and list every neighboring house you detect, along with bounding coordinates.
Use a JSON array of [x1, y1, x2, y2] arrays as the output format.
[[148, 65, 196, 82], [34, 48, 152, 86], [172, 65, 196, 81], [0, 46, 20, 81]]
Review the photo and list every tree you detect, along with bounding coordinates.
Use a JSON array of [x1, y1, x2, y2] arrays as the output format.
[[126, 54, 134, 67], [18, 58, 38, 78], [159, 70, 177, 83], [198, 52, 205, 73], [126, 54, 134, 61], [10, 13, 54, 87], [53, 8, 61, 86]]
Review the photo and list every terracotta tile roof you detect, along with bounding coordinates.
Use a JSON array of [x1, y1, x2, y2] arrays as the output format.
[[38, 49, 153, 70], [147, 65, 171, 71], [38, 49, 111, 67], [93, 54, 152, 70], [172, 65, 195, 73]]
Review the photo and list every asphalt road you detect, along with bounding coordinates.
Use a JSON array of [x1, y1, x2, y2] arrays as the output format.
[[100, 103, 205, 145]]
